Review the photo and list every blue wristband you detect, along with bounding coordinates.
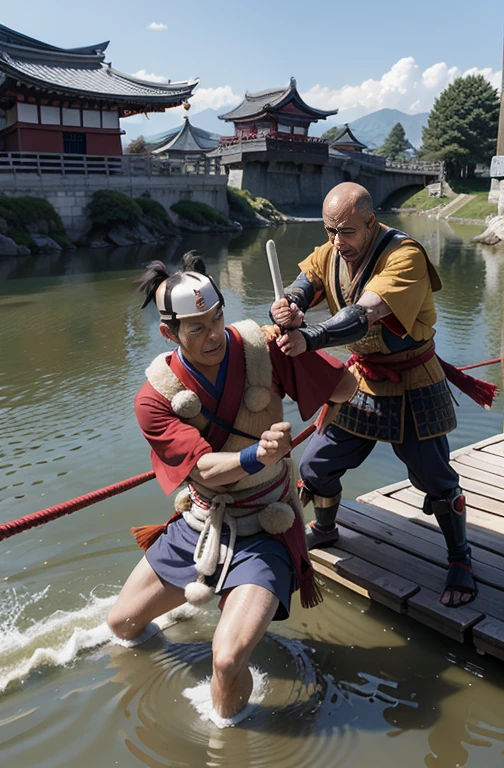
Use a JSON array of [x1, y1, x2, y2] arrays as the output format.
[[239, 443, 264, 475]]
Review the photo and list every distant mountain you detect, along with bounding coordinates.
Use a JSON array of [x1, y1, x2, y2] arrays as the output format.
[[182, 108, 225, 136], [318, 108, 429, 150], [137, 107, 429, 151]]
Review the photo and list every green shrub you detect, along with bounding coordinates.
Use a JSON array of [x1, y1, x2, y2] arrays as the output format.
[[227, 187, 284, 223], [0, 194, 64, 234], [51, 232, 73, 249], [227, 187, 257, 220], [9, 231, 36, 250], [171, 200, 229, 227], [135, 196, 171, 225], [87, 190, 142, 229]]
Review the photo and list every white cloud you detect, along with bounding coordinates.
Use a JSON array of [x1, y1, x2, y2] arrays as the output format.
[[130, 71, 241, 113], [132, 69, 169, 83], [302, 57, 502, 116], [147, 22, 168, 30]]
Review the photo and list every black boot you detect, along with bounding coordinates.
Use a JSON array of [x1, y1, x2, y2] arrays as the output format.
[[424, 487, 477, 607], [303, 491, 341, 550]]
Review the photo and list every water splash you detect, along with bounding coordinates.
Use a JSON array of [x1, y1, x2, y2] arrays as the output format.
[[182, 666, 269, 728], [0, 588, 201, 694]]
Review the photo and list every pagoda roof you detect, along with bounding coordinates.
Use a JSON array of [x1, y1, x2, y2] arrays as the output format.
[[0, 24, 198, 110], [219, 77, 338, 123], [330, 124, 368, 150], [148, 117, 220, 154]]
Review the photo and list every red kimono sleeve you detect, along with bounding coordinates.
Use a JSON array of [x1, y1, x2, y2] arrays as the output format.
[[134, 381, 212, 496], [268, 340, 347, 421]]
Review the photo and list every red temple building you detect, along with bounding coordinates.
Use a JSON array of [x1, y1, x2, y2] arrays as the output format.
[[0, 24, 198, 155], [218, 77, 337, 141]]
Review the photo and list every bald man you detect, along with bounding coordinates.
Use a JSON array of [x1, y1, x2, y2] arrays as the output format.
[[270, 182, 477, 609]]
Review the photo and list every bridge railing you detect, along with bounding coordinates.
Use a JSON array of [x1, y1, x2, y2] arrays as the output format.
[[385, 159, 443, 174], [0, 151, 225, 177]]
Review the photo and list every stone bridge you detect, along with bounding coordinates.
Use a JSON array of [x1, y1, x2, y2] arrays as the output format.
[[219, 137, 442, 210]]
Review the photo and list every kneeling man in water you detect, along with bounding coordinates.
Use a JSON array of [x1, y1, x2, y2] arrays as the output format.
[[107, 252, 357, 720]]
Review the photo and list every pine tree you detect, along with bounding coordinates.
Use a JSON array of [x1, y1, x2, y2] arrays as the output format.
[[420, 75, 499, 179], [378, 123, 411, 160], [321, 125, 344, 142], [126, 135, 146, 154]]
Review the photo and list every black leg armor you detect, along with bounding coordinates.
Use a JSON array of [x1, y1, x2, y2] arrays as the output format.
[[423, 487, 470, 563]]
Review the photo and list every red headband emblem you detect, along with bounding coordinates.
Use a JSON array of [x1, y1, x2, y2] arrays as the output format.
[[194, 289, 207, 311]]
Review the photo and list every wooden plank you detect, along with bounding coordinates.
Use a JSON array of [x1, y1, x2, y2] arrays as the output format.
[[311, 560, 370, 599], [450, 433, 504, 457], [451, 475, 504, 504], [453, 459, 504, 490], [341, 500, 504, 576], [394, 486, 504, 533], [335, 556, 419, 613], [472, 617, 504, 661], [406, 588, 483, 643], [458, 451, 504, 475], [328, 527, 501, 622], [357, 478, 411, 499], [481, 443, 504, 458]]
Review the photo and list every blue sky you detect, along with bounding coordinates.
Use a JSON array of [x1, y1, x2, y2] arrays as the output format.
[[3, 1, 502, 141]]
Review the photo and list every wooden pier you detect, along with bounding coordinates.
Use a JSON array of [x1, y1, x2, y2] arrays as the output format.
[[311, 433, 504, 661]]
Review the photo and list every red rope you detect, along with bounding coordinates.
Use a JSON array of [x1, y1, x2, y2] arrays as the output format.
[[2, 358, 501, 542], [458, 357, 501, 372], [0, 471, 154, 542]]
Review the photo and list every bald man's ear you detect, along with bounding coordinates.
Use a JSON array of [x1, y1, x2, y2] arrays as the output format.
[[160, 323, 178, 343], [368, 213, 376, 229]]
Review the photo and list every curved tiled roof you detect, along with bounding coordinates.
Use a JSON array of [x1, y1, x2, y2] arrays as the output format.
[[149, 117, 220, 154], [219, 77, 337, 122], [330, 124, 367, 150], [0, 24, 198, 105]]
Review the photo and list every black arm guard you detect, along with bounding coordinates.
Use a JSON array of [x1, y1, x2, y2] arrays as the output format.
[[298, 304, 369, 351], [284, 272, 315, 312]]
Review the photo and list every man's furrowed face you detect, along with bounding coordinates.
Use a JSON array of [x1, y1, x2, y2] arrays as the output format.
[[162, 304, 226, 369], [323, 203, 376, 263]]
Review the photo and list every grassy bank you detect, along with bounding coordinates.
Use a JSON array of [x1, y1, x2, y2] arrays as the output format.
[[398, 188, 449, 211], [398, 179, 498, 222]]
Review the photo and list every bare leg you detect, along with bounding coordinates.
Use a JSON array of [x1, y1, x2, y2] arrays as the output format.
[[107, 556, 186, 641], [210, 584, 279, 719]]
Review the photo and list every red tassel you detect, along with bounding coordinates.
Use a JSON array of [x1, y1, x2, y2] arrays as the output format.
[[438, 358, 498, 409], [131, 511, 182, 551], [131, 524, 166, 551], [300, 570, 323, 608]]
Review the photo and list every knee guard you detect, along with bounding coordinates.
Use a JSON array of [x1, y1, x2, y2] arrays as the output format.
[[423, 487, 469, 562]]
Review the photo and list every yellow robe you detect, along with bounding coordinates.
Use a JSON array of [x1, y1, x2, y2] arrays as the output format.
[[298, 225, 446, 398]]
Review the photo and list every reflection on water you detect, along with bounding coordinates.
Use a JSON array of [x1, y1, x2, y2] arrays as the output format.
[[0, 216, 503, 768]]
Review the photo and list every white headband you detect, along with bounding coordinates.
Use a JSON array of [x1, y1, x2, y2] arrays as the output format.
[[155, 271, 221, 320]]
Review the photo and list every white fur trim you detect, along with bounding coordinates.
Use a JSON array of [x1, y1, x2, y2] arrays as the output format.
[[185, 580, 215, 606], [171, 390, 201, 418], [146, 352, 185, 401], [244, 386, 271, 413], [174, 487, 192, 513], [258, 502, 295, 535], [232, 319, 272, 390]]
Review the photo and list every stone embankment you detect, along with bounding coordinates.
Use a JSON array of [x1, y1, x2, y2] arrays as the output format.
[[0, 187, 285, 257]]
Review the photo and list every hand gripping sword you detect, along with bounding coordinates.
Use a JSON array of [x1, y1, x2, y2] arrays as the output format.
[[265, 238, 330, 438]]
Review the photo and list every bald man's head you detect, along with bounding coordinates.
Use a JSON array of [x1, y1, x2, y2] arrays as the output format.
[[323, 182, 374, 220], [322, 183, 377, 263]]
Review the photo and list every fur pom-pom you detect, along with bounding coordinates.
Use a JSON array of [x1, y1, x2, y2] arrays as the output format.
[[244, 386, 271, 413], [171, 390, 201, 418], [185, 580, 215, 606], [258, 502, 295, 535], [174, 487, 192, 513]]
